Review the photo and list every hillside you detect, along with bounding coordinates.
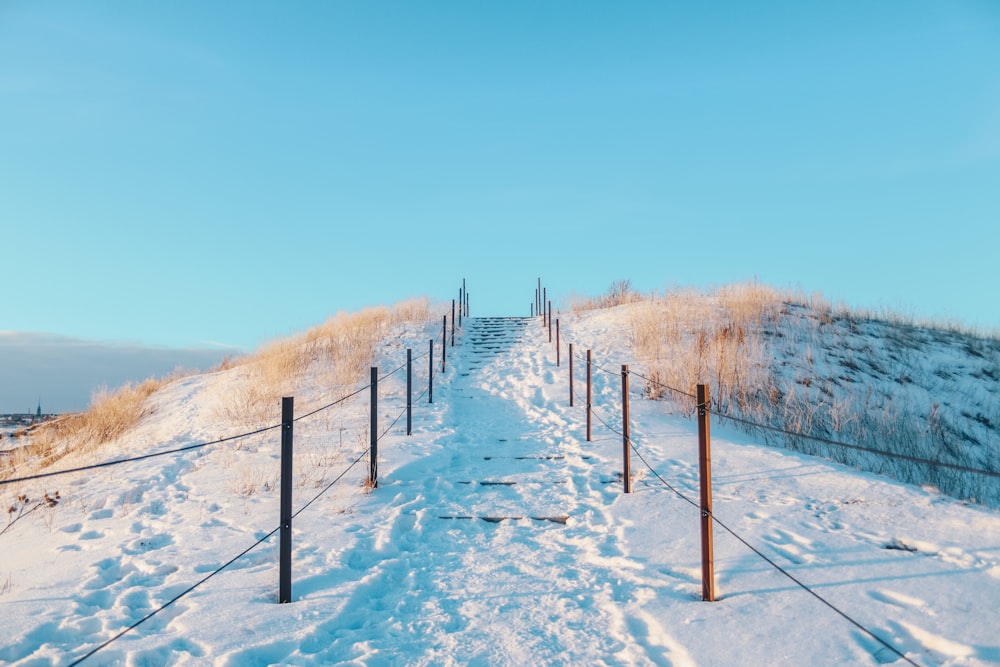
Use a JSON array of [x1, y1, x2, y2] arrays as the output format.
[[2, 292, 999, 666]]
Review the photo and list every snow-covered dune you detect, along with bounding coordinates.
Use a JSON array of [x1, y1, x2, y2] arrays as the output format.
[[2, 309, 999, 666]]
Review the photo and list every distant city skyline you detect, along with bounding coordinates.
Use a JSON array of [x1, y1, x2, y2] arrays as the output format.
[[2, 2, 998, 352]]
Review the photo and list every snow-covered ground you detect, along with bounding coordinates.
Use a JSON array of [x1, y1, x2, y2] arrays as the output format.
[[2, 311, 999, 666]]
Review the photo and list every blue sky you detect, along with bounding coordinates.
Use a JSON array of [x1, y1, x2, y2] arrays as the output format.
[[3, 0, 999, 359]]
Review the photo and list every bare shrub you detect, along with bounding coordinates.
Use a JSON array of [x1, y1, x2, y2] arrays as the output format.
[[570, 279, 643, 312]]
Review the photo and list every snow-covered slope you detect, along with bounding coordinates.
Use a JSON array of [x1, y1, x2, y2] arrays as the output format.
[[2, 310, 999, 666]]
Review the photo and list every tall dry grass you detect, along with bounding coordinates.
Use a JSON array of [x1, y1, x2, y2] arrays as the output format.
[[602, 279, 999, 504], [627, 282, 785, 420], [213, 298, 434, 431], [1, 377, 168, 481]]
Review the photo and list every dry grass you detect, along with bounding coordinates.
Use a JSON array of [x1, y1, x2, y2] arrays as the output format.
[[213, 299, 435, 431], [626, 282, 784, 419], [1, 378, 168, 481], [593, 279, 1000, 504]]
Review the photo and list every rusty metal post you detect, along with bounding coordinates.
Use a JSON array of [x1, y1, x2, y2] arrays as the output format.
[[442, 316, 447, 372], [537, 278, 541, 316], [697, 383, 716, 602], [543, 287, 547, 327], [369, 368, 378, 488], [548, 301, 553, 342], [622, 365, 631, 494], [279, 396, 293, 603], [569, 343, 574, 406], [428, 339, 434, 404], [586, 349, 592, 442]]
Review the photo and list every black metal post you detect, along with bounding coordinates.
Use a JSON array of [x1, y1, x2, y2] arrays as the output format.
[[569, 343, 574, 407], [586, 349, 592, 442], [406, 348, 412, 436], [451, 300, 455, 347], [429, 339, 434, 404], [369, 367, 378, 488], [442, 315, 447, 372], [279, 396, 294, 603], [622, 365, 631, 494]]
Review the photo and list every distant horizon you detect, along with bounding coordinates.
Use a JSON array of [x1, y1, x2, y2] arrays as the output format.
[[2, 274, 998, 415]]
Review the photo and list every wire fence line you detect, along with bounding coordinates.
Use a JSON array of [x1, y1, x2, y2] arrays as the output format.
[[568, 339, 921, 666], [2, 345, 440, 490], [58, 334, 453, 664], [567, 341, 1000, 479]]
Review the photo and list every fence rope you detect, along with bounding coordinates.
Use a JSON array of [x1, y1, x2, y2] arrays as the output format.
[[709, 408, 1000, 479], [627, 437, 920, 666], [66, 525, 281, 666], [0, 423, 282, 487], [568, 340, 1000, 479]]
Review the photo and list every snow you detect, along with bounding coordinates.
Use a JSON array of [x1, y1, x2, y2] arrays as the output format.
[[2, 310, 999, 666]]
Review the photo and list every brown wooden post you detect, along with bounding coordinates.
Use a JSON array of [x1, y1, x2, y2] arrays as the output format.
[[697, 383, 716, 602], [586, 349, 592, 442], [622, 365, 631, 494], [569, 343, 574, 406], [369, 368, 378, 488]]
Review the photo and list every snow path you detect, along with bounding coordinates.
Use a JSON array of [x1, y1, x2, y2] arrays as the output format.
[[3, 315, 1000, 665], [232, 317, 696, 665]]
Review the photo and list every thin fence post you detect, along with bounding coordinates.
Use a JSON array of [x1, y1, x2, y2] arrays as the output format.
[[697, 383, 716, 602], [451, 300, 456, 347], [621, 366, 633, 493], [463, 278, 467, 317], [429, 339, 434, 404], [442, 316, 447, 372], [279, 396, 294, 604], [406, 348, 412, 436], [543, 288, 547, 327], [537, 278, 541, 317], [465, 289, 469, 317], [369, 368, 378, 489], [531, 303, 534, 317], [569, 343, 574, 407], [458, 289, 463, 328], [556, 318, 560, 366], [586, 349, 592, 442], [548, 302, 553, 342]]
